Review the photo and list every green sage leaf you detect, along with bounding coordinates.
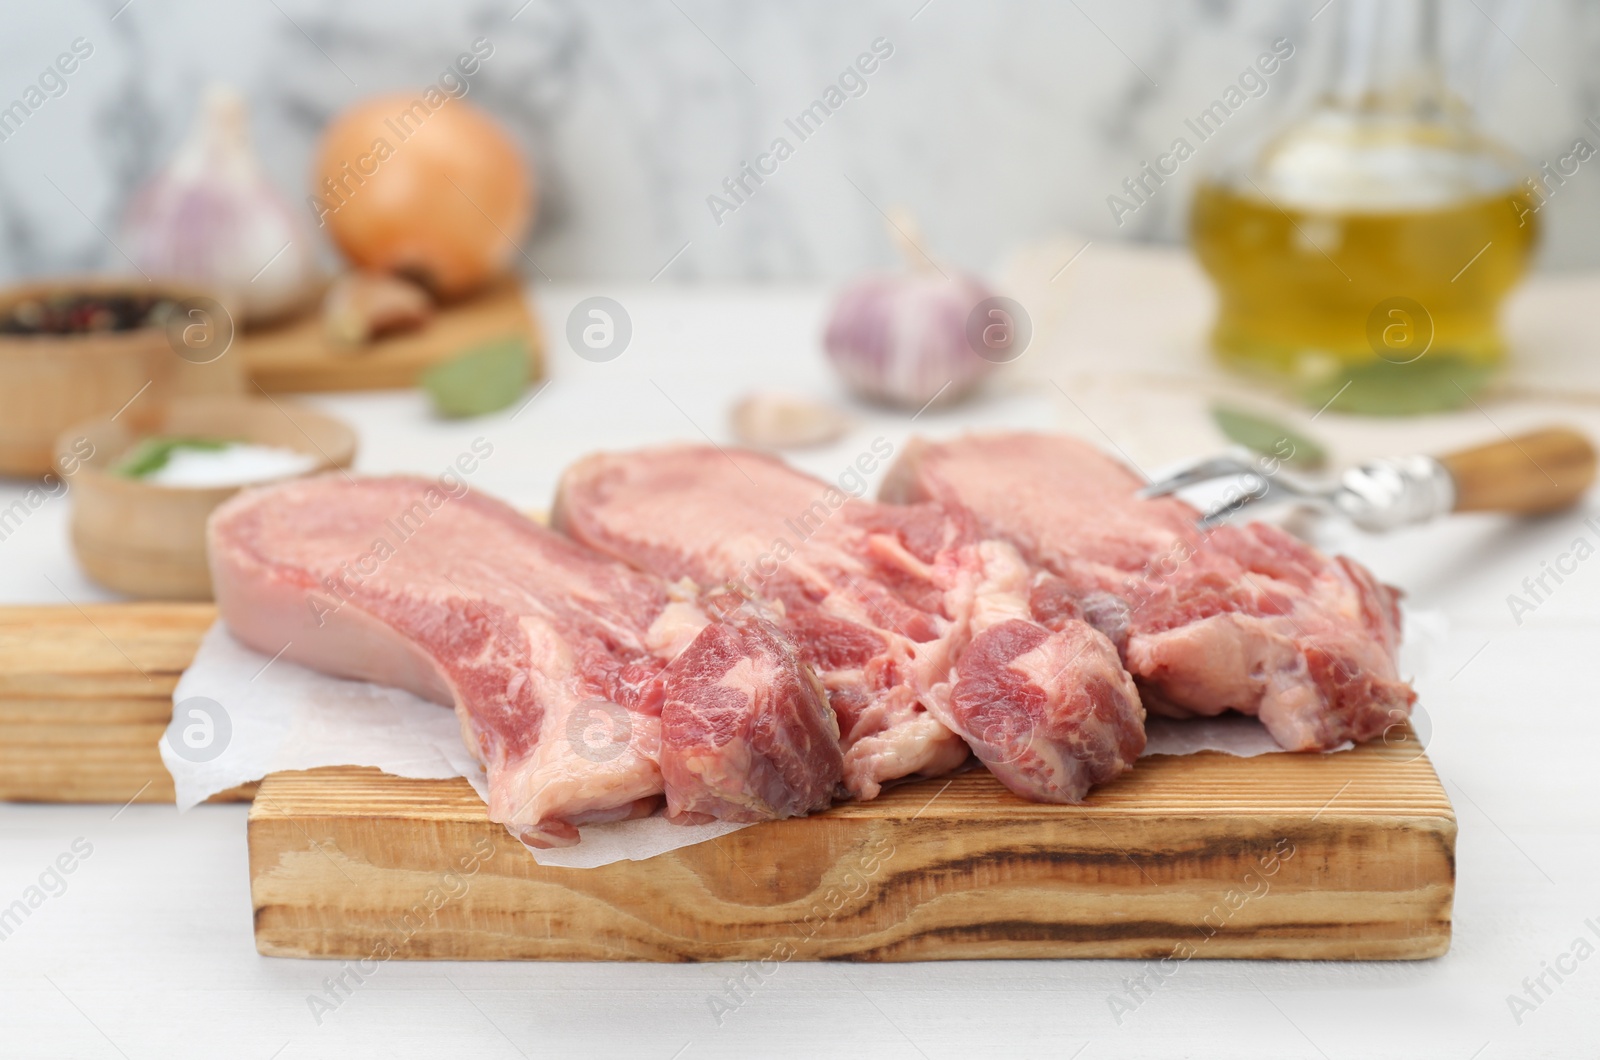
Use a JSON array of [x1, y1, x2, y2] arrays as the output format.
[[421, 335, 532, 419], [1210, 404, 1327, 471]]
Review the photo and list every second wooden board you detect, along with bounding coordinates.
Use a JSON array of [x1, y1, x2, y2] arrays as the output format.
[[238, 277, 543, 393], [0, 603, 248, 803]]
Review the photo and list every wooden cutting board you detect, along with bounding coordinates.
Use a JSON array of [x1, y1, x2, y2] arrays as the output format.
[[251, 733, 1453, 962], [1, 603, 1455, 960], [238, 276, 543, 393]]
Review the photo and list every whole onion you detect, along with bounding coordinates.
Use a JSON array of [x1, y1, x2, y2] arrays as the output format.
[[313, 93, 534, 300], [823, 270, 998, 410]]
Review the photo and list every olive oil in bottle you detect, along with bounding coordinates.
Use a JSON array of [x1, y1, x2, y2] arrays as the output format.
[[1192, 180, 1539, 414], [1190, 0, 1538, 414]]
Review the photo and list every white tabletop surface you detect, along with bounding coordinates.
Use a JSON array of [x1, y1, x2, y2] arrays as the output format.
[[2, 283, 1598, 1060]]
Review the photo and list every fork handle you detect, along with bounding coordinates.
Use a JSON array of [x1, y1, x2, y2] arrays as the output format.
[[1437, 427, 1598, 515]]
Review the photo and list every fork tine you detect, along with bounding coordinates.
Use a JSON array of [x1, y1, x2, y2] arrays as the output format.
[[1195, 475, 1276, 529], [1137, 450, 1258, 498]]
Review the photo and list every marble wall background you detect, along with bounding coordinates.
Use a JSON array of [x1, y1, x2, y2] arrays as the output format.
[[1, 0, 1598, 283]]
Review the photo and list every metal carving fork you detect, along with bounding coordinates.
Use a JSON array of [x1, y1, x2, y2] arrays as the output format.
[[1139, 427, 1598, 532]]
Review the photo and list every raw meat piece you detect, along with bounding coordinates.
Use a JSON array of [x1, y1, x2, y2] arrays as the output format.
[[208, 474, 840, 846], [659, 588, 839, 822], [882, 433, 1415, 751], [554, 445, 1143, 802]]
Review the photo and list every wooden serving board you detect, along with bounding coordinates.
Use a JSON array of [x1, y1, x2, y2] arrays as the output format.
[[238, 276, 543, 393], [250, 731, 1454, 962], [0, 604, 251, 803]]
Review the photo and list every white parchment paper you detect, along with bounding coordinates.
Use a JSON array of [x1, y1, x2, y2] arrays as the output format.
[[161, 624, 750, 868], [164, 609, 1443, 868]]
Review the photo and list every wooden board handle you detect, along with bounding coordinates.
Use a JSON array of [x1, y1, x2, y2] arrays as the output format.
[[1438, 427, 1597, 514]]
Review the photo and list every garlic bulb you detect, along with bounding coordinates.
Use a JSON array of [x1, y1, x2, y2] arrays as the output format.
[[731, 391, 852, 449], [823, 270, 997, 410], [122, 85, 318, 326]]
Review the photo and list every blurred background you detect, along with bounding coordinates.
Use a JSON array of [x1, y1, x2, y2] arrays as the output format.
[[5, 0, 1600, 602], [3, 0, 1599, 280]]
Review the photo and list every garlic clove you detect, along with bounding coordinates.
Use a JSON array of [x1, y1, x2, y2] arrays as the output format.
[[122, 85, 320, 327], [323, 271, 433, 347], [730, 392, 852, 449], [822, 271, 998, 411]]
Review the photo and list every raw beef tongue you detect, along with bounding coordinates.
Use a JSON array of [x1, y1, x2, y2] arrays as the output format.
[[208, 474, 840, 847], [882, 432, 1416, 751], [554, 446, 1144, 803]]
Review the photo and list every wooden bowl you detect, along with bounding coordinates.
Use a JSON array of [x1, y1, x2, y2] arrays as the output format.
[[0, 277, 244, 477], [56, 395, 357, 600]]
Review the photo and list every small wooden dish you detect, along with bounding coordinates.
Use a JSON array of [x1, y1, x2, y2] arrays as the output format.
[[0, 277, 244, 476], [56, 395, 357, 600]]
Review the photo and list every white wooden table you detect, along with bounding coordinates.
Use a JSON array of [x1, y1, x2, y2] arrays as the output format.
[[1, 282, 1596, 1059]]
